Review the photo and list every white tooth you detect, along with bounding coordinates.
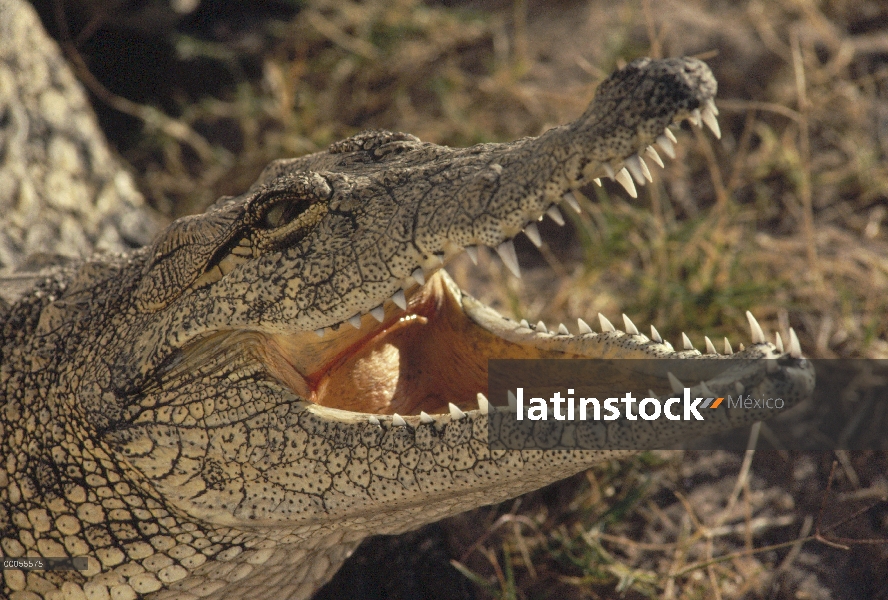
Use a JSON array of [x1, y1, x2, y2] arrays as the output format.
[[370, 306, 385, 322], [622, 314, 639, 335], [665, 128, 678, 144], [650, 325, 663, 343], [746, 311, 766, 344], [392, 290, 408, 310], [411, 267, 425, 286], [655, 134, 676, 159], [665, 341, 675, 351], [788, 328, 802, 358], [701, 106, 721, 139], [520, 319, 530, 328], [477, 393, 490, 415], [546, 205, 565, 226], [593, 178, 602, 186], [614, 168, 638, 198], [704, 336, 718, 355], [682, 332, 695, 351], [724, 337, 733, 355], [558, 323, 570, 335], [603, 163, 615, 179], [739, 343, 746, 352], [688, 108, 702, 127], [700, 381, 714, 397], [314, 327, 326, 337], [735, 382, 744, 395], [348, 314, 362, 328], [465, 246, 478, 265], [368, 415, 380, 426], [706, 97, 719, 116], [625, 154, 646, 185], [496, 240, 521, 278], [524, 222, 543, 247], [563, 191, 582, 213], [667, 372, 684, 394], [598, 313, 616, 333], [577, 318, 593, 335], [645, 146, 665, 168], [420, 411, 434, 424], [434, 252, 444, 263], [775, 332, 784, 353], [507, 390, 518, 412], [392, 413, 407, 426], [449, 403, 466, 420], [536, 321, 548, 333]]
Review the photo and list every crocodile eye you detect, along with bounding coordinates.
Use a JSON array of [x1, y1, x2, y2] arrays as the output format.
[[261, 196, 306, 229]]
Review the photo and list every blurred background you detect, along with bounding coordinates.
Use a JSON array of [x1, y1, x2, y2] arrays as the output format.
[[27, 0, 888, 597]]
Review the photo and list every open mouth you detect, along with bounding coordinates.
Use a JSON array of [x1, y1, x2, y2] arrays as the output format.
[[249, 101, 802, 421]]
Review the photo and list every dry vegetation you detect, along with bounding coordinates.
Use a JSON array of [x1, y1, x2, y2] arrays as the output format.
[[43, 0, 888, 597]]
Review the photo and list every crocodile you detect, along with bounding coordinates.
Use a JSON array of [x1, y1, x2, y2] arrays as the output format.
[[0, 2, 815, 599]]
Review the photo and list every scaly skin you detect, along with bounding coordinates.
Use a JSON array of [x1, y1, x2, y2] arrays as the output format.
[[0, 4, 814, 596]]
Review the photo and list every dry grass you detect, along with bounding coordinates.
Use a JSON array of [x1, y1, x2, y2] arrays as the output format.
[[53, 0, 888, 597]]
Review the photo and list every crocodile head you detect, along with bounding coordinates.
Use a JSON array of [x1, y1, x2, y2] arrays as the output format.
[[15, 58, 813, 599]]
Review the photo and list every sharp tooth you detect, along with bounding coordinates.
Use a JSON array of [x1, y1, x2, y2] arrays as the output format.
[[622, 314, 639, 335], [644, 146, 665, 167], [524, 222, 543, 247], [603, 163, 615, 179], [563, 191, 582, 213], [667, 372, 684, 394], [682, 332, 695, 351], [546, 205, 565, 226], [577, 318, 593, 334], [314, 327, 326, 337], [495, 240, 521, 278], [392, 413, 407, 426], [628, 154, 653, 183], [507, 390, 518, 412], [788, 328, 803, 358], [700, 381, 714, 396], [739, 343, 746, 352], [706, 98, 719, 116], [419, 411, 434, 424], [724, 337, 733, 355], [598, 313, 616, 333], [558, 323, 570, 335], [650, 325, 663, 343], [465, 246, 478, 265], [368, 415, 380, 426], [735, 382, 745, 395], [746, 311, 766, 344], [370, 306, 385, 322], [655, 134, 676, 159], [775, 332, 784, 353], [411, 268, 425, 286], [704, 336, 718, 355], [449, 403, 466, 420], [593, 178, 602, 186], [614, 168, 638, 198], [392, 290, 408, 310], [535, 321, 548, 333], [348, 314, 362, 328], [665, 341, 675, 352], [701, 105, 721, 139], [477, 393, 490, 415], [688, 108, 702, 127], [665, 128, 678, 144], [519, 319, 529, 328]]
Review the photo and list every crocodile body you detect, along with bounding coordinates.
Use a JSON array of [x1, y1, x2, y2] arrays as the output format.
[[0, 2, 814, 599]]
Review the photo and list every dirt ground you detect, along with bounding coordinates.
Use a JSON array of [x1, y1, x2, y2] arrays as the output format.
[[30, 0, 888, 597]]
